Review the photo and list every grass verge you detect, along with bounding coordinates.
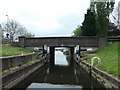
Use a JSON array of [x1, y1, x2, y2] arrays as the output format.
[[84, 42, 119, 79], [0, 44, 35, 56]]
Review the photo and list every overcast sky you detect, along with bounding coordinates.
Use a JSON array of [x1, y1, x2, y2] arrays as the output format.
[[0, 0, 119, 37]]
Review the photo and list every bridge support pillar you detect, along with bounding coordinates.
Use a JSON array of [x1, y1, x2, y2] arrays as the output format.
[[78, 45, 81, 57], [43, 45, 45, 56], [70, 47, 74, 66], [50, 46, 55, 66]]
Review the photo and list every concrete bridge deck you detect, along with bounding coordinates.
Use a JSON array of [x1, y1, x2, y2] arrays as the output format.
[[18, 36, 107, 48]]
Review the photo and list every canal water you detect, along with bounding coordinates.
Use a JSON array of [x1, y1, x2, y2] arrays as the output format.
[[13, 49, 105, 90]]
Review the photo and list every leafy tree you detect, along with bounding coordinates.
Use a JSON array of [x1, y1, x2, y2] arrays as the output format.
[[92, 0, 115, 36], [73, 25, 82, 37], [81, 9, 97, 36], [73, 0, 115, 36]]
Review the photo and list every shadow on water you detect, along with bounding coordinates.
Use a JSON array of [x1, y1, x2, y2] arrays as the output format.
[[12, 50, 106, 90], [45, 65, 77, 85]]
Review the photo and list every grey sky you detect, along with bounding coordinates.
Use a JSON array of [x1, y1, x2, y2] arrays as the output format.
[[0, 0, 119, 37]]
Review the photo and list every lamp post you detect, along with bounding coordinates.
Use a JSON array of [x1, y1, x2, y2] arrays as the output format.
[[6, 14, 10, 44], [6, 14, 9, 38]]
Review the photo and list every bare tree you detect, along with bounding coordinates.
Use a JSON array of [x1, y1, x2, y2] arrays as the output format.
[[0, 24, 3, 44], [2, 19, 30, 41], [111, 1, 120, 28]]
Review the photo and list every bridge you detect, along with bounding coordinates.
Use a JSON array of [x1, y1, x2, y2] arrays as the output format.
[[18, 36, 107, 47], [1, 36, 109, 89], [17, 36, 107, 65]]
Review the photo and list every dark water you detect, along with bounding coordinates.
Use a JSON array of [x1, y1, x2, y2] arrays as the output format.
[[13, 50, 105, 90]]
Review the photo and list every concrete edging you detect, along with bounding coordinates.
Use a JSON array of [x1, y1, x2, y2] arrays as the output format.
[[0, 53, 40, 71], [75, 59, 120, 89], [2, 58, 47, 89]]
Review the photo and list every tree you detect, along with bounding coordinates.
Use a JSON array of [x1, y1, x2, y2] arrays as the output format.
[[81, 9, 97, 36], [73, 25, 82, 37], [111, 1, 120, 28], [2, 19, 32, 41], [108, 22, 120, 36], [24, 32, 35, 38], [0, 25, 3, 44], [91, 0, 115, 36]]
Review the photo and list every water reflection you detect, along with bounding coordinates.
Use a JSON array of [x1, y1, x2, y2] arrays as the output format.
[[26, 64, 82, 89], [55, 50, 68, 65], [27, 83, 81, 89], [46, 65, 77, 85]]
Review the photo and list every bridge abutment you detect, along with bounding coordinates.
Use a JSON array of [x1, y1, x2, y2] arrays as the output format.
[[49, 46, 55, 66], [69, 47, 74, 66]]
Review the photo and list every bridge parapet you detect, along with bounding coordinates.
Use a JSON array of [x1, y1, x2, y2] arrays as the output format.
[[18, 36, 107, 48]]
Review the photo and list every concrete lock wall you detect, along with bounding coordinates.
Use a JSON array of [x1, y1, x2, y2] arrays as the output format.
[[98, 36, 107, 48], [11, 42, 19, 47], [1, 53, 40, 71], [75, 57, 120, 89], [0, 53, 47, 89]]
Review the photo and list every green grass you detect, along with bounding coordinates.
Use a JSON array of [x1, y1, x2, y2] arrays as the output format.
[[84, 42, 119, 79], [0, 45, 35, 56]]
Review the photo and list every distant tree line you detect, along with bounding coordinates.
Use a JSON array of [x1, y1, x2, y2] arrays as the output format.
[[73, 0, 120, 37], [0, 18, 34, 43]]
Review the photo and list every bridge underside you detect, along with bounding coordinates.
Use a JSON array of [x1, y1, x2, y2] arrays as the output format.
[[49, 46, 74, 66]]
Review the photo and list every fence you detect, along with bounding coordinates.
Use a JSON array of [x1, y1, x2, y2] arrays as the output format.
[[108, 36, 120, 42]]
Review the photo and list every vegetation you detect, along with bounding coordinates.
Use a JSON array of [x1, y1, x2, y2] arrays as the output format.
[[81, 9, 97, 36], [94, 1, 115, 36], [84, 43, 119, 78], [1, 18, 34, 42], [73, 25, 82, 37], [0, 45, 35, 56], [111, 1, 120, 25], [73, 1, 115, 37]]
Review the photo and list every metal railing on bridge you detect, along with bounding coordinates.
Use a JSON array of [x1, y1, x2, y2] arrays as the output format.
[[108, 36, 120, 42]]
